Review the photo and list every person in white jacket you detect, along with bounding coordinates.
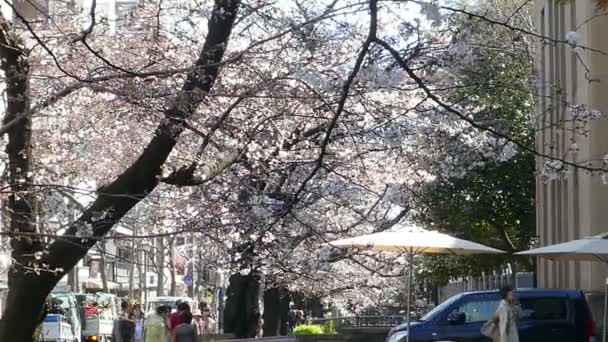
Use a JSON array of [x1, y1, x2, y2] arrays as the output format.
[[493, 286, 523, 342]]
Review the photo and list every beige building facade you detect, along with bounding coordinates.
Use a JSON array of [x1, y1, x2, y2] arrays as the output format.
[[535, 0, 608, 320]]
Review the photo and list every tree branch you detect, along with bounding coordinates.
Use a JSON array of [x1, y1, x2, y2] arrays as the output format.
[[38, 0, 241, 289], [375, 38, 605, 173]]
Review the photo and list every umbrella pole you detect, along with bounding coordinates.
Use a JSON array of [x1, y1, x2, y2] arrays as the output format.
[[406, 252, 413, 342]]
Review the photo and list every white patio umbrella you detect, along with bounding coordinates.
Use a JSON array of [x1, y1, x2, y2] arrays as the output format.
[[516, 232, 608, 342], [327, 224, 505, 342]]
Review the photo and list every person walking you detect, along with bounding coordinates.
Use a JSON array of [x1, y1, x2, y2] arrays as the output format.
[[144, 305, 171, 342], [133, 304, 145, 342], [169, 302, 190, 331], [203, 307, 216, 334], [191, 310, 206, 336], [287, 303, 297, 332], [113, 300, 135, 342], [171, 311, 197, 342], [483, 286, 523, 342]]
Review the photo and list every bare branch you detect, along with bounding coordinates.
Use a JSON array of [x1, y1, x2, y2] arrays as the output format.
[[375, 38, 604, 173]]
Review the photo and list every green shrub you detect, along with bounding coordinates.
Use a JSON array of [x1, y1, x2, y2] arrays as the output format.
[[293, 324, 325, 335]]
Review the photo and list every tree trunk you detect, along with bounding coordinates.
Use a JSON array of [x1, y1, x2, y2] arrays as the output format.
[[0, 1, 240, 339], [263, 287, 290, 336], [187, 261, 194, 298], [156, 237, 165, 296], [129, 236, 135, 298], [263, 288, 279, 336], [0, 19, 45, 342], [99, 241, 109, 293], [138, 247, 145, 302], [196, 247, 203, 301], [169, 238, 176, 296], [170, 268, 176, 296], [224, 272, 261, 338]]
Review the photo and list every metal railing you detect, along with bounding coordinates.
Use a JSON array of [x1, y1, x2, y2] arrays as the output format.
[[311, 315, 406, 328], [438, 272, 535, 302]]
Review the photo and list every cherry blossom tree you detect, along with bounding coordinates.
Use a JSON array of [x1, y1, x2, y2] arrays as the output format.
[[0, 0, 240, 338], [0, 0, 607, 339]]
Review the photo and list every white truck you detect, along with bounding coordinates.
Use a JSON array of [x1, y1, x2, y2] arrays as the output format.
[[41, 314, 77, 342], [80, 293, 119, 342], [41, 292, 81, 342]]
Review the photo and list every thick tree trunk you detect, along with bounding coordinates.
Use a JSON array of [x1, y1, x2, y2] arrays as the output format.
[[0, 1, 240, 339], [224, 272, 261, 338], [263, 287, 290, 336], [170, 271, 176, 296], [1, 274, 55, 342], [263, 288, 279, 336], [0, 18, 45, 342]]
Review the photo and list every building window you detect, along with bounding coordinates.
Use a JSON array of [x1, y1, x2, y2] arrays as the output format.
[[117, 247, 132, 262]]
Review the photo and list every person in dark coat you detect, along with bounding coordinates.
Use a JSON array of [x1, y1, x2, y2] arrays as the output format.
[[113, 300, 135, 342]]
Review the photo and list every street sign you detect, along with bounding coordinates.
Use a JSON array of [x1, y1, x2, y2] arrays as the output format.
[[183, 274, 193, 286]]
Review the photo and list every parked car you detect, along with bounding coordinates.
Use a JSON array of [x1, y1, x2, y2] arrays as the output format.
[[386, 289, 596, 342]]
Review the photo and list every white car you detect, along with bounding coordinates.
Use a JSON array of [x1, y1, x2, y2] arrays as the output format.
[[145, 296, 196, 316]]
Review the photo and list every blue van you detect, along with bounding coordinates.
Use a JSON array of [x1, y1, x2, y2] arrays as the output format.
[[386, 289, 595, 342]]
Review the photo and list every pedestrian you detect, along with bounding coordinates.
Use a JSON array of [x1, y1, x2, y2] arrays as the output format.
[[120, 300, 133, 320], [171, 311, 197, 342], [132, 304, 145, 342], [144, 305, 171, 342], [191, 310, 206, 336], [202, 307, 216, 334], [169, 301, 191, 331], [287, 303, 297, 332], [113, 300, 135, 342], [49, 298, 66, 316], [482, 286, 523, 342]]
